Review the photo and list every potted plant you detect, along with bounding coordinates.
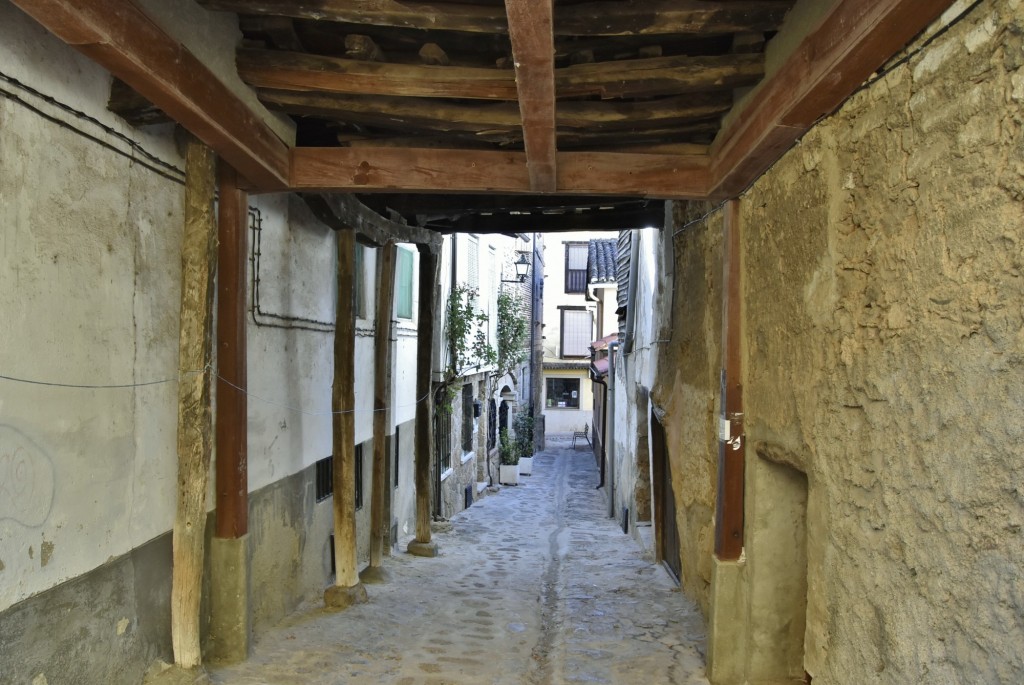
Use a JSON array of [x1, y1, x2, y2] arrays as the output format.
[[513, 412, 534, 476], [498, 428, 519, 485]]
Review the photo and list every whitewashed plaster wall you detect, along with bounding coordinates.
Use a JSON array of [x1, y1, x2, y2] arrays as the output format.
[[0, 2, 185, 612]]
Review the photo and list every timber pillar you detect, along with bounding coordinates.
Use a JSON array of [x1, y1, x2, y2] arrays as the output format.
[[326, 229, 368, 608], [364, 241, 397, 583], [408, 244, 440, 558], [209, 164, 251, 663]]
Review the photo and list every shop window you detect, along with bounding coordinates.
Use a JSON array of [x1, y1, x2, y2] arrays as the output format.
[[546, 378, 580, 409]]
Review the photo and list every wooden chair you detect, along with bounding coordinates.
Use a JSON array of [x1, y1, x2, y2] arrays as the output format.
[[572, 423, 591, 448]]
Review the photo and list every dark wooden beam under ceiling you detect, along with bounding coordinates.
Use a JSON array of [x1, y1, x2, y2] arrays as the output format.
[[438, 204, 665, 234], [198, 0, 793, 37]]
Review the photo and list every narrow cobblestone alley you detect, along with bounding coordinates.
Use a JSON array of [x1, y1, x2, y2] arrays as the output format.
[[208, 441, 709, 685]]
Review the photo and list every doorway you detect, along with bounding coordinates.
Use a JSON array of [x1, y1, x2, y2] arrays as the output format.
[[651, 409, 680, 582]]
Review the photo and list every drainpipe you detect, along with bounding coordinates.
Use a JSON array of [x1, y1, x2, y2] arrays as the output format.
[[608, 341, 619, 518], [591, 367, 607, 489]]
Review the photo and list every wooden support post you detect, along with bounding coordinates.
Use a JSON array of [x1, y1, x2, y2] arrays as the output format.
[[209, 163, 251, 664], [215, 164, 249, 539], [714, 199, 745, 560], [325, 230, 369, 608], [365, 241, 397, 579], [408, 244, 441, 557], [171, 137, 217, 668]]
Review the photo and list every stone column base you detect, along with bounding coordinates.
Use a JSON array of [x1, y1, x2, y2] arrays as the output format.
[[707, 555, 748, 685], [208, 534, 251, 665], [406, 540, 439, 557], [359, 566, 391, 584], [324, 582, 369, 610]]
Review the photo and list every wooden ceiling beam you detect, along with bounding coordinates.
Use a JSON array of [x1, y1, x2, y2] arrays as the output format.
[[290, 147, 710, 199], [557, 53, 764, 99], [357, 193, 651, 218], [199, 0, 791, 37], [709, 0, 957, 198], [238, 49, 518, 100], [441, 204, 665, 233], [259, 90, 730, 137], [11, 0, 290, 190], [240, 49, 763, 101], [557, 1, 793, 37], [505, 0, 556, 192], [302, 194, 442, 248]]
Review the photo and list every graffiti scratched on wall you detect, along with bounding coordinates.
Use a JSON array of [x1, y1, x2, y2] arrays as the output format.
[[0, 426, 55, 527]]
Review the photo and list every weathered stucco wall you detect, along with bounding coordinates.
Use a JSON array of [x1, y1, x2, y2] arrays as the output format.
[[652, 203, 723, 616], [740, 3, 1024, 681]]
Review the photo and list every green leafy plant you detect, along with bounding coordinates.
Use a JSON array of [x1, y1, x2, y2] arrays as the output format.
[[438, 283, 496, 408], [498, 428, 519, 466], [496, 289, 529, 379], [512, 411, 534, 459]]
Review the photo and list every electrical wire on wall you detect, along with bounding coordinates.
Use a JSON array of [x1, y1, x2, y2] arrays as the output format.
[[0, 70, 185, 186], [248, 207, 340, 333]]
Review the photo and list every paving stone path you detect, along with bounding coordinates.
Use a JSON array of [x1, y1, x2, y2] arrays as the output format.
[[208, 443, 709, 685]]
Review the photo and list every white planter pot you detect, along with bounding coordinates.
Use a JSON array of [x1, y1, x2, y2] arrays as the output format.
[[499, 464, 519, 485], [518, 456, 533, 476]]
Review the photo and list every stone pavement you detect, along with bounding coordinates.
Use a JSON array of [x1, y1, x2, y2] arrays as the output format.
[[208, 443, 710, 685]]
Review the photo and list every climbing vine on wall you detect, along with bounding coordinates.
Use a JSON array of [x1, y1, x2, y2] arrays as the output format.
[[439, 283, 496, 407], [496, 289, 529, 379]]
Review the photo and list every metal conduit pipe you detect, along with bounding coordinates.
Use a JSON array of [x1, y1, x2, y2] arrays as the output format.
[[608, 341, 619, 519]]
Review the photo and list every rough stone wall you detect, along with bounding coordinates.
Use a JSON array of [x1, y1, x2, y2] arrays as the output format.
[[706, 3, 1023, 682], [651, 203, 723, 615]]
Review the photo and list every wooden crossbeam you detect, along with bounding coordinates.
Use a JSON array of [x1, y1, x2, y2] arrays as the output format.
[[302, 194, 442, 248], [237, 49, 518, 100], [442, 204, 665, 233], [258, 90, 729, 139], [505, 0, 556, 191], [556, 53, 764, 99], [198, 0, 792, 36], [11, 0, 289, 190], [290, 147, 710, 198], [710, 0, 957, 198], [239, 49, 762, 101]]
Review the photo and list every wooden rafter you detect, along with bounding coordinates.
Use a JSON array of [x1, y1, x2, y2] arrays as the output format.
[[290, 148, 710, 198], [237, 49, 762, 101], [256, 90, 729, 138], [710, 0, 957, 198], [237, 49, 518, 100], [442, 204, 665, 234], [10, 0, 289, 190], [198, 0, 792, 37], [505, 0, 555, 191], [302, 193, 442, 248]]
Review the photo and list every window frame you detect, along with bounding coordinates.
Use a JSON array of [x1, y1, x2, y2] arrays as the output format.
[[546, 377, 581, 409], [395, 246, 414, 320], [564, 243, 588, 294], [559, 306, 593, 358]]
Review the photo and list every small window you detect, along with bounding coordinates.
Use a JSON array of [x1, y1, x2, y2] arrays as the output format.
[[436, 402, 452, 472], [355, 444, 364, 510], [396, 247, 414, 319], [462, 384, 474, 453], [546, 378, 580, 409], [565, 243, 588, 293], [315, 455, 333, 502], [561, 308, 593, 358]]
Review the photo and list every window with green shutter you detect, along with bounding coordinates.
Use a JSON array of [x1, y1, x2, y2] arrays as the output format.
[[396, 247, 414, 319]]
